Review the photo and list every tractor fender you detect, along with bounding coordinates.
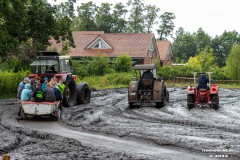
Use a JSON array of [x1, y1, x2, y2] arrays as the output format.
[[153, 80, 164, 101], [128, 81, 138, 101], [210, 84, 218, 94]]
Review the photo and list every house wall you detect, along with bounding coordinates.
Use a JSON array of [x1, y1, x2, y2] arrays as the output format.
[[144, 37, 159, 64]]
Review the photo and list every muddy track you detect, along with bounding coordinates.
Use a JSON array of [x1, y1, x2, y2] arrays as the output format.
[[1, 88, 240, 159]]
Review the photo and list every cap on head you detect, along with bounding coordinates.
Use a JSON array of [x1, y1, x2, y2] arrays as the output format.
[[44, 77, 48, 81]]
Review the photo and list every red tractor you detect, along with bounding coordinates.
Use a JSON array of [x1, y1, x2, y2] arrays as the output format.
[[187, 72, 219, 110], [28, 51, 91, 107]]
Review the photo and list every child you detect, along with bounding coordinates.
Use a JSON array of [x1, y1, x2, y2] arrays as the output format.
[[43, 83, 56, 102], [41, 77, 48, 91], [21, 83, 31, 101], [54, 79, 65, 101], [31, 82, 44, 102], [17, 77, 31, 98]]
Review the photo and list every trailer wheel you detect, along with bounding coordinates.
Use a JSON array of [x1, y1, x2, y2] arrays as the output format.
[[187, 94, 195, 109], [211, 94, 219, 110], [62, 77, 77, 107], [17, 107, 26, 120], [76, 83, 91, 104]]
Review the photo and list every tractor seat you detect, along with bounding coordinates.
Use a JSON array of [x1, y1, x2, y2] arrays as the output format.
[[198, 88, 208, 91]]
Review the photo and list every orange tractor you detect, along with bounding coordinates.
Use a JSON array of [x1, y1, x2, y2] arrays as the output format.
[[187, 72, 219, 110]]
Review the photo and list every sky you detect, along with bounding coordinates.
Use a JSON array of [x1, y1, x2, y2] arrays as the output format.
[[52, 0, 240, 38]]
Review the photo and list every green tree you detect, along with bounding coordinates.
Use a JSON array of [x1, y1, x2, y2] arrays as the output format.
[[75, 1, 97, 31], [144, 5, 160, 33], [127, 0, 145, 33], [157, 12, 175, 40], [96, 3, 113, 33], [113, 54, 132, 72], [225, 44, 240, 80], [0, 0, 75, 71], [211, 30, 240, 67], [186, 49, 215, 72], [193, 27, 212, 53], [112, 3, 128, 33], [172, 27, 197, 62]]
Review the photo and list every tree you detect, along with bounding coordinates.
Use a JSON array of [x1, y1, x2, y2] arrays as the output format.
[[127, 0, 145, 33], [144, 5, 160, 33], [112, 3, 128, 33], [193, 27, 212, 53], [75, 1, 97, 31], [113, 54, 132, 72], [157, 12, 175, 40], [225, 44, 240, 80], [96, 3, 113, 33], [186, 49, 215, 72], [211, 30, 240, 67], [172, 27, 197, 63], [0, 0, 75, 71]]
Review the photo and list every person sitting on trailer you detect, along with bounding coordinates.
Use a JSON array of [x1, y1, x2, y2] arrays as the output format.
[[43, 83, 56, 102], [31, 82, 44, 102], [21, 84, 31, 101], [197, 73, 209, 90]]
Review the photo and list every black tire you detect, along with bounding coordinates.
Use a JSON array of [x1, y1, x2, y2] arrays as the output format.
[[76, 83, 91, 104], [211, 94, 219, 110], [17, 107, 27, 120], [156, 84, 166, 109], [51, 107, 62, 121], [62, 77, 77, 107], [187, 94, 195, 109], [128, 102, 135, 109]]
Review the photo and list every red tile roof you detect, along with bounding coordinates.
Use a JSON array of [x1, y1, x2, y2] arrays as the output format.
[[49, 31, 155, 58], [156, 40, 171, 61]]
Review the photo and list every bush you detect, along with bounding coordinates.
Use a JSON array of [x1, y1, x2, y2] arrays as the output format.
[[157, 65, 194, 79], [87, 55, 112, 76], [0, 70, 29, 98], [112, 54, 132, 72]]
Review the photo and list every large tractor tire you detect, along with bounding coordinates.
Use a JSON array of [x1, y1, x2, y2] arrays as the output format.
[[62, 77, 77, 107], [156, 84, 167, 109], [187, 94, 195, 109], [128, 102, 135, 109], [76, 83, 91, 104], [211, 94, 219, 110]]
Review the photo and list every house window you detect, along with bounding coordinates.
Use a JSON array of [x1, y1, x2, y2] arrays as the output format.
[[92, 40, 108, 49]]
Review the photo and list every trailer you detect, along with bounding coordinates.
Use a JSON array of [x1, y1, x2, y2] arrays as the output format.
[[18, 101, 62, 120]]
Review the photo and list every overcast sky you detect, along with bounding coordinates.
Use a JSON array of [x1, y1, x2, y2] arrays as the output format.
[[53, 0, 240, 38]]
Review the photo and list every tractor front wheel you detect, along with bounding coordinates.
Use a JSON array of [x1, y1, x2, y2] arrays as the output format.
[[187, 94, 195, 110], [211, 94, 219, 110]]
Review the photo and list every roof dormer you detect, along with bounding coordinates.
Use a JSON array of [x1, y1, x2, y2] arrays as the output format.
[[86, 36, 112, 49]]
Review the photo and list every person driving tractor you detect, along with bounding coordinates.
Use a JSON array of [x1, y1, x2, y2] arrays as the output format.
[[197, 73, 209, 90], [142, 70, 154, 79]]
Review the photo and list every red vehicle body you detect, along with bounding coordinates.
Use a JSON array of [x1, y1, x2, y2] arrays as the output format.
[[187, 72, 219, 110]]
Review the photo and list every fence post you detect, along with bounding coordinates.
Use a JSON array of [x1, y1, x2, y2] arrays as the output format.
[[2, 154, 10, 160]]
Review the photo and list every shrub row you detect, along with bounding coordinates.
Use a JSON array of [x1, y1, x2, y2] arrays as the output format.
[[0, 70, 29, 98]]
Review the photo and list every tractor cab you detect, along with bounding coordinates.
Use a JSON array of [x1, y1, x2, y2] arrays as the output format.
[[29, 51, 74, 82], [133, 64, 157, 90], [128, 64, 169, 109]]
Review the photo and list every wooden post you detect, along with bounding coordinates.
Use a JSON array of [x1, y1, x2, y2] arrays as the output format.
[[2, 154, 10, 160]]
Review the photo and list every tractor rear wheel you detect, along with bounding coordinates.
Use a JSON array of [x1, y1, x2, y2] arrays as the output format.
[[187, 94, 195, 109], [62, 77, 77, 107], [211, 94, 219, 110], [76, 83, 91, 104], [128, 102, 135, 109], [156, 84, 167, 109]]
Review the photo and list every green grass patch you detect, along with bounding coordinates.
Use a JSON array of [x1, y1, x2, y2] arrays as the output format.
[[77, 72, 133, 90]]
